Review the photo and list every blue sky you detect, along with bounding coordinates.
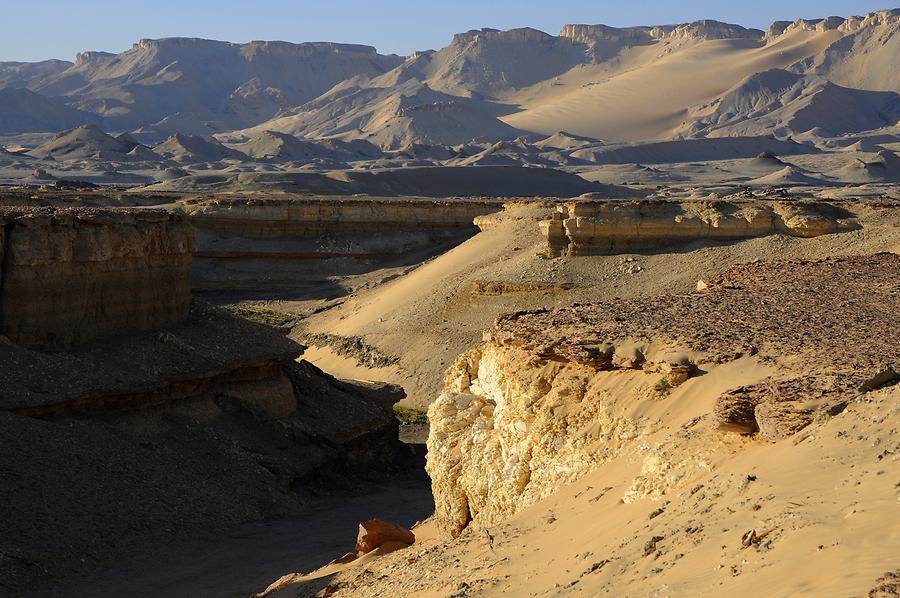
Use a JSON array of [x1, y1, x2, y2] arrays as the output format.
[[0, 1, 892, 62]]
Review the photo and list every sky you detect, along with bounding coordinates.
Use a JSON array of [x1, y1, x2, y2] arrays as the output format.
[[0, 0, 892, 62]]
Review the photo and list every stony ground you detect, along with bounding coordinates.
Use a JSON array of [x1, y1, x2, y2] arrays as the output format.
[[273, 254, 900, 598], [489, 253, 900, 395]]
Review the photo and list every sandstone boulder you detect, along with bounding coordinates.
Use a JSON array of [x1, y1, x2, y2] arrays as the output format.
[[355, 519, 415, 554]]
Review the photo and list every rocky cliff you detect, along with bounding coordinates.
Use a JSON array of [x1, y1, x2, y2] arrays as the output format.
[[0, 207, 194, 350], [426, 254, 899, 537], [0, 203, 409, 594], [182, 196, 505, 294], [540, 199, 855, 256]]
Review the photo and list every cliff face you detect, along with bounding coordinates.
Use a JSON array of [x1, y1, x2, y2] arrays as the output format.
[[427, 342, 697, 536], [426, 254, 900, 537], [0, 207, 195, 351], [182, 196, 503, 238], [540, 200, 854, 256], [182, 196, 505, 294]]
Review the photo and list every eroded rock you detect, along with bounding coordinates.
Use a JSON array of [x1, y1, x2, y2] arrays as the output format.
[[355, 520, 415, 554], [542, 199, 854, 256], [0, 206, 194, 351]]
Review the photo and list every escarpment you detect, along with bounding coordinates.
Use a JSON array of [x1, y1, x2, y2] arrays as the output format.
[[541, 199, 855, 256], [0, 206, 194, 350], [427, 254, 900, 537], [181, 196, 505, 294]]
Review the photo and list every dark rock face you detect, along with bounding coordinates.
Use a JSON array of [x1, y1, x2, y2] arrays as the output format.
[[0, 207, 195, 351]]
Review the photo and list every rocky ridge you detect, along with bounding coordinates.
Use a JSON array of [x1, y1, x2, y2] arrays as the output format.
[[426, 254, 899, 536], [540, 199, 855, 256]]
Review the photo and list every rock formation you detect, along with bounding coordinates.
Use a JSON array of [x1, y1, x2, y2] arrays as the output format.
[[427, 342, 698, 537], [0, 207, 194, 350], [426, 254, 899, 537], [541, 199, 854, 256], [355, 520, 416, 554]]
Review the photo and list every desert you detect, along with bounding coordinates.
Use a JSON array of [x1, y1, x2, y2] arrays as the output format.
[[0, 4, 898, 597]]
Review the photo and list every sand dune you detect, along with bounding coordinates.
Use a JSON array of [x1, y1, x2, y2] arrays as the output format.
[[503, 28, 846, 141]]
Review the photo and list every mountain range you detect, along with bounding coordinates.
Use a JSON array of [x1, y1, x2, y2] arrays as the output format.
[[0, 10, 898, 148]]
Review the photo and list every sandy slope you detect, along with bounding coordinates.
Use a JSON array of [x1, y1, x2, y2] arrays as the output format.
[[503, 29, 842, 141], [301, 201, 900, 409], [263, 253, 900, 598], [270, 382, 899, 597]]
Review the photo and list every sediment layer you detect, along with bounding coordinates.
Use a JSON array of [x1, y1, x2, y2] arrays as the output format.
[[181, 196, 505, 293], [541, 199, 856, 255], [0, 206, 194, 350]]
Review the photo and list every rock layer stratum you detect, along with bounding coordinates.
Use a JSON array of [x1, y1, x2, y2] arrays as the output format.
[[0, 207, 194, 350]]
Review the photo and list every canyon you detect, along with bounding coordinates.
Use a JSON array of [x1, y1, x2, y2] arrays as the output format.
[[1, 182, 898, 598], [0, 6, 899, 598], [0, 201, 415, 596]]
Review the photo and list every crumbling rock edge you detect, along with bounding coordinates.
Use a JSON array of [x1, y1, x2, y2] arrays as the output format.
[[540, 199, 857, 256], [426, 253, 899, 537]]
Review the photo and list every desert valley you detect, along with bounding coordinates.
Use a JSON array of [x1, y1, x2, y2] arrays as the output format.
[[0, 5, 899, 598]]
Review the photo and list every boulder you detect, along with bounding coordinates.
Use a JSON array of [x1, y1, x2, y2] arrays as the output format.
[[755, 401, 813, 442], [355, 519, 415, 554]]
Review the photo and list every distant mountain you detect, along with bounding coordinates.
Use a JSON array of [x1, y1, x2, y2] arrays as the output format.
[[0, 88, 97, 133], [0, 60, 72, 89], [0, 10, 898, 146], [26, 38, 403, 130], [240, 81, 525, 149], [678, 69, 900, 138]]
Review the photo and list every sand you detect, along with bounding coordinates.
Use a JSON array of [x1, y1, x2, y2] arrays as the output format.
[[275, 384, 899, 597], [502, 29, 843, 141], [299, 200, 900, 409]]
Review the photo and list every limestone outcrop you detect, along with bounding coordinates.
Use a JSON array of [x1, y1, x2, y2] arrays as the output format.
[[426, 254, 899, 537], [540, 200, 854, 256], [182, 196, 503, 238], [0, 207, 194, 350], [427, 342, 697, 537]]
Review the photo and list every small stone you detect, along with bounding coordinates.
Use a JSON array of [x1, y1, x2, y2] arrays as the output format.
[[643, 535, 664, 556], [355, 519, 415, 554]]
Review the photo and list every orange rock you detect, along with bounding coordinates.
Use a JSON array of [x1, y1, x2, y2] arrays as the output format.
[[355, 519, 415, 554]]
